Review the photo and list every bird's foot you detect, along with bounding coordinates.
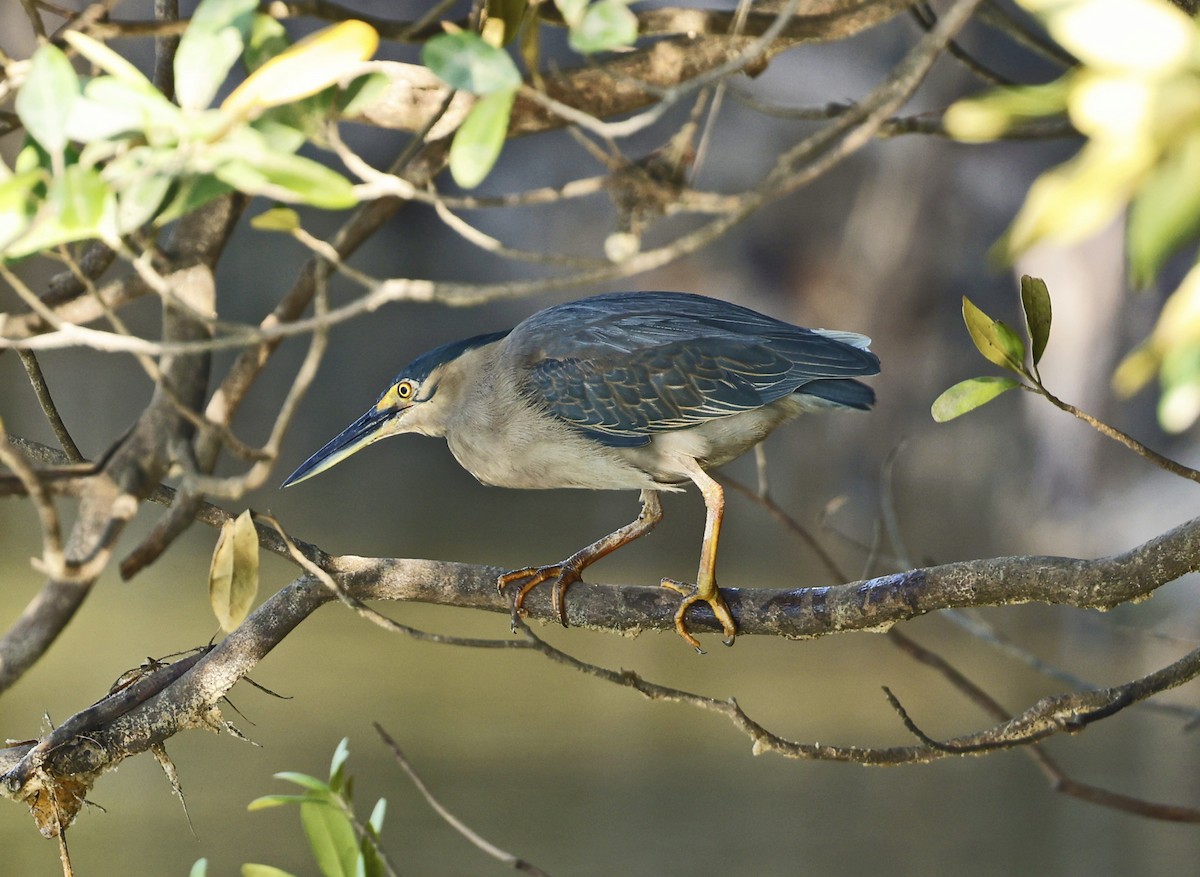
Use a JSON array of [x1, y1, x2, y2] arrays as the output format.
[[498, 562, 584, 628], [660, 579, 737, 653]]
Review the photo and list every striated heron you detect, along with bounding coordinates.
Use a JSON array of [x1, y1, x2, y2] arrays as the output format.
[[282, 291, 880, 650]]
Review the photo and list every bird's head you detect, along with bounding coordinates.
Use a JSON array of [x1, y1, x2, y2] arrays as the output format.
[[281, 330, 509, 488]]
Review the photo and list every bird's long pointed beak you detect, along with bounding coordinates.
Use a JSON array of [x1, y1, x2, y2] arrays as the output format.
[[281, 406, 395, 488]]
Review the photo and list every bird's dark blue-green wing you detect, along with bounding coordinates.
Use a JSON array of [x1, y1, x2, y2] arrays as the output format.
[[507, 292, 880, 447]]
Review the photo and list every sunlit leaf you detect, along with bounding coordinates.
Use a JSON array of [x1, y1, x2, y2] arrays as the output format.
[[275, 771, 332, 792], [449, 87, 516, 188], [251, 207, 301, 231], [944, 80, 1070, 142], [222, 20, 379, 117], [1028, 0, 1194, 75], [367, 798, 386, 835], [174, 0, 257, 111], [568, 0, 639, 54], [1128, 131, 1200, 287], [961, 297, 1027, 374], [301, 800, 360, 877], [328, 738, 351, 791], [335, 73, 390, 117], [62, 31, 154, 88], [421, 31, 521, 94], [214, 152, 357, 209], [16, 44, 80, 157], [190, 860, 208, 877], [931, 376, 1022, 422], [1019, 275, 1052, 365], [555, 0, 588, 27], [247, 794, 313, 810], [208, 508, 259, 632], [0, 171, 41, 253], [241, 866, 300, 877], [1007, 139, 1153, 253], [116, 172, 172, 233]]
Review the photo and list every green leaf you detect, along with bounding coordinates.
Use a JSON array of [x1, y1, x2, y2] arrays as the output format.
[[116, 172, 172, 233], [274, 771, 332, 793], [335, 73, 390, 117], [247, 793, 313, 810], [367, 798, 386, 835], [944, 79, 1070, 142], [1019, 275, 1052, 366], [962, 296, 1027, 374], [157, 175, 234, 224], [251, 207, 301, 231], [328, 738, 351, 791], [242, 866, 300, 877], [190, 859, 208, 877], [300, 800, 360, 877], [214, 151, 357, 209], [931, 376, 1021, 422], [568, 0, 639, 53], [0, 170, 41, 253], [1128, 131, 1200, 288], [16, 44, 81, 157], [70, 76, 183, 144], [174, 0, 258, 110], [449, 87, 516, 189], [421, 32, 521, 94], [244, 14, 291, 72], [62, 31, 154, 89]]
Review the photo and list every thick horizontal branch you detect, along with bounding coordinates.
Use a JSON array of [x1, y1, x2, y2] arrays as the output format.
[[3, 513, 1198, 817]]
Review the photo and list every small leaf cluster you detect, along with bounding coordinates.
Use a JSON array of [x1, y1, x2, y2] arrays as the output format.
[[190, 739, 389, 877], [3, 0, 380, 260], [421, 0, 637, 188], [932, 276, 1052, 422]]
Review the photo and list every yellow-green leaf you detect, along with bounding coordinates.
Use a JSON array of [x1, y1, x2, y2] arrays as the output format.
[[251, 207, 301, 231], [222, 20, 380, 117], [62, 31, 154, 89], [301, 800, 359, 877], [932, 376, 1021, 422], [242, 866, 300, 877], [1019, 275, 1052, 365], [208, 509, 259, 632], [962, 296, 1027, 374]]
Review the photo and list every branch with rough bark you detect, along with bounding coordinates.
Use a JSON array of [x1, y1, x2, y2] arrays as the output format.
[[2, 508, 1199, 830]]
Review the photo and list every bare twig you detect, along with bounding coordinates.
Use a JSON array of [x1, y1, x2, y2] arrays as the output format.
[[374, 725, 552, 876], [16, 350, 83, 462]]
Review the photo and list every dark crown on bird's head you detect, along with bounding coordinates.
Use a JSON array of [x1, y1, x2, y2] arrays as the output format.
[[394, 330, 511, 385]]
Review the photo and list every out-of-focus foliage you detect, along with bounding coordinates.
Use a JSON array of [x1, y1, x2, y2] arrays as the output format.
[[946, 0, 1200, 430], [1, 0, 377, 261]]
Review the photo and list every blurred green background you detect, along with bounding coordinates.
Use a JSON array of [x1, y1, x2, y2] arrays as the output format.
[[4, 0, 1200, 874]]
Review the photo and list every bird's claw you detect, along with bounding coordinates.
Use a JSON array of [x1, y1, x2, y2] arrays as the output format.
[[661, 578, 738, 652], [497, 563, 583, 627]]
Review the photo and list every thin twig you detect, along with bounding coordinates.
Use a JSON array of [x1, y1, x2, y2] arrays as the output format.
[[16, 350, 84, 462], [374, 724, 553, 876]]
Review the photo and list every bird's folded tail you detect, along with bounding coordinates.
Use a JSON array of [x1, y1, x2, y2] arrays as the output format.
[[796, 378, 876, 410]]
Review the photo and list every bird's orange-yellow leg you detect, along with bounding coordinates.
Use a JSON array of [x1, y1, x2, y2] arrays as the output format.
[[499, 489, 663, 626], [661, 459, 738, 652]]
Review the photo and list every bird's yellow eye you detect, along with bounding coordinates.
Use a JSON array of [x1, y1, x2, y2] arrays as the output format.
[[395, 381, 414, 400]]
